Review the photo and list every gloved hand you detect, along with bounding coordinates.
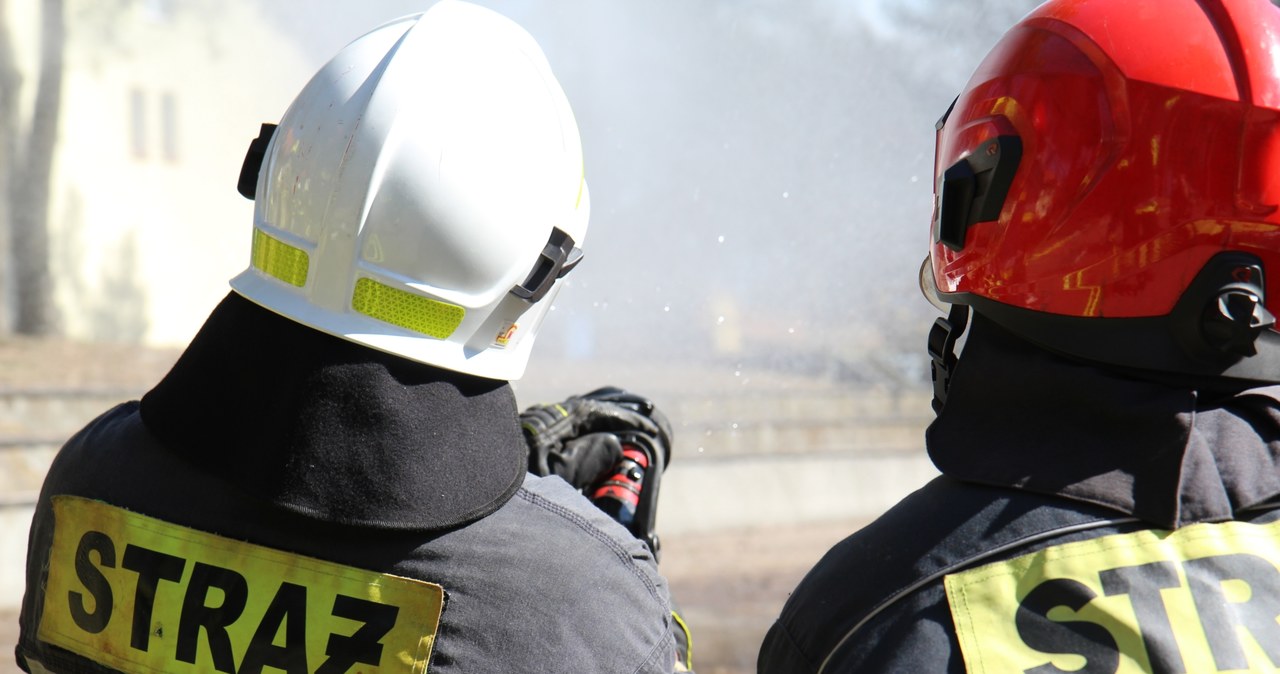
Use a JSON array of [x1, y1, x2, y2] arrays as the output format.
[[521, 387, 673, 491]]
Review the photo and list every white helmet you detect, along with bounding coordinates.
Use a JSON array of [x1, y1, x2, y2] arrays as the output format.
[[231, 0, 587, 380]]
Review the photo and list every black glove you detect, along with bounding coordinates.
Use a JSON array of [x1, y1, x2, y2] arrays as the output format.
[[521, 387, 672, 490]]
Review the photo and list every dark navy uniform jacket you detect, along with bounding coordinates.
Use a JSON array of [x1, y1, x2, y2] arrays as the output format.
[[760, 316, 1280, 673], [17, 293, 679, 674]]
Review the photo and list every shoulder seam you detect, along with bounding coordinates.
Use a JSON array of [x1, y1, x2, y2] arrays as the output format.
[[516, 487, 664, 604], [764, 619, 819, 674], [816, 516, 1140, 673]]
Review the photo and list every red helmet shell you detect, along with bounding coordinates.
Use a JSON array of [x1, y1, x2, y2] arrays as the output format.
[[931, 0, 1280, 320]]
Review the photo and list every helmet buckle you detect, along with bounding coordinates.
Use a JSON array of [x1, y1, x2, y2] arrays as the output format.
[[1202, 287, 1275, 357], [928, 303, 970, 413], [1168, 253, 1274, 364]]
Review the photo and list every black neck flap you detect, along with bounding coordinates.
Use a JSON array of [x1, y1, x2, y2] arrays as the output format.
[[140, 292, 527, 531], [928, 313, 1280, 528]]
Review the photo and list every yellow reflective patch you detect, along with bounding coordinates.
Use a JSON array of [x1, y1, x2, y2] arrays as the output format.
[[672, 609, 694, 672], [351, 278, 464, 340], [38, 496, 442, 674], [251, 229, 310, 287], [493, 322, 519, 348], [946, 519, 1280, 674]]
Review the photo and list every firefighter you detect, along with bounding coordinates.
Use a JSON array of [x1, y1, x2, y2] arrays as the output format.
[[17, 2, 690, 672], [759, 0, 1280, 671]]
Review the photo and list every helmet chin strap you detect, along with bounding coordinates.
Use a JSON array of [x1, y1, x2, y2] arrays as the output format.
[[928, 302, 970, 414]]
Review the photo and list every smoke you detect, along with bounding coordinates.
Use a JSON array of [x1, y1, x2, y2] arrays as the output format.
[[255, 0, 1031, 389]]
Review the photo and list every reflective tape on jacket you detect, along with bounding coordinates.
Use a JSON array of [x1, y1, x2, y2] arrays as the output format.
[[946, 519, 1280, 674], [38, 495, 444, 674]]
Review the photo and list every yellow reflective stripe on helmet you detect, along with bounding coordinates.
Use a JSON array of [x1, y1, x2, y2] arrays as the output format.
[[575, 166, 585, 209], [945, 518, 1280, 673], [38, 495, 442, 674], [352, 277, 465, 340], [251, 229, 310, 287]]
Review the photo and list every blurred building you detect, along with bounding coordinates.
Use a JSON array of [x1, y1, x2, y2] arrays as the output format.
[[5, 0, 312, 345]]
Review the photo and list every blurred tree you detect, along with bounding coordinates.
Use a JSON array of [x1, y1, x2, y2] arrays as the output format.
[[0, 0, 63, 336], [0, 0, 17, 335]]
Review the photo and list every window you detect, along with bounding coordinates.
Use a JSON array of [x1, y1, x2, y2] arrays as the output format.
[[128, 87, 147, 159], [128, 89, 179, 162], [160, 92, 178, 162]]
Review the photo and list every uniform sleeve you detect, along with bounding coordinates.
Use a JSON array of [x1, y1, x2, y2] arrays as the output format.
[[758, 619, 817, 673]]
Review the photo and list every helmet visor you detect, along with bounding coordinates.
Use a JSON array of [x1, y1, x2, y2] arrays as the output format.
[[919, 256, 949, 314]]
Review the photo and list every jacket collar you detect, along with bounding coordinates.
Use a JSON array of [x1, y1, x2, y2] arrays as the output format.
[[928, 314, 1280, 528], [140, 292, 526, 531]]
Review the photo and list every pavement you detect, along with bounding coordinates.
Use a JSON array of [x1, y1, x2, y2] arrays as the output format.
[[661, 517, 869, 673]]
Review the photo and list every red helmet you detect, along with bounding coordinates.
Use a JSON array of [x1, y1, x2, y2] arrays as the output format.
[[926, 0, 1280, 392]]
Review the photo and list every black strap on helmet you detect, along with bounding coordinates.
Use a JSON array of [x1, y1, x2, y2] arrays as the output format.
[[928, 303, 970, 413], [935, 136, 1022, 252], [510, 227, 583, 303], [237, 123, 278, 200]]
